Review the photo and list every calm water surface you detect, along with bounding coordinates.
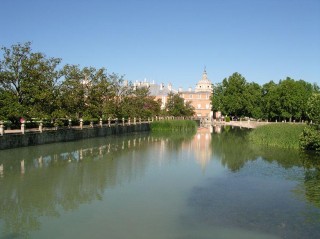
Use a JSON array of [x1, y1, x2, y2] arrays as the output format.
[[0, 126, 319, 239]]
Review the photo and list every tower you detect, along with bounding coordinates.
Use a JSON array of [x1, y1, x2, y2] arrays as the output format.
[[195, 67, 213, 93]]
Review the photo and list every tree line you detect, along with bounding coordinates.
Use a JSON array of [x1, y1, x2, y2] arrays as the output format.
[[211, 72, 319, 122], [0, 42, 194, 126]]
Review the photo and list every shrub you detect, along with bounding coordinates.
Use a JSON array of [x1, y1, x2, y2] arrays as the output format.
[[300, 125, 320, 152], [225, 116, 231, 122]]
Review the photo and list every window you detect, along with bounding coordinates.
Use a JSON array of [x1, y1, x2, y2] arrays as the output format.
[[198, 104, 201, 109]]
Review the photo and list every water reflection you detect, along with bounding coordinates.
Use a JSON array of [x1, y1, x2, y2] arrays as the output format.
[[0, 127, 319, 239], [186, 126, 320, 239], [0, 133, 156, 238], [209, 126, 320, 209]]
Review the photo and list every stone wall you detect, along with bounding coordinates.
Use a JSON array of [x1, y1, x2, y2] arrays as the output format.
[[0, 123, 150, 150]]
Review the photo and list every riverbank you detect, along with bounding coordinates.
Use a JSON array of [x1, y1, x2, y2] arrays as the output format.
[[0, 123, 150, 150], [248, 123, 306, 149]]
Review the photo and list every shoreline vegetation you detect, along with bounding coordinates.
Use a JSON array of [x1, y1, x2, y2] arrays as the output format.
[[248, 124, 305, 149], [150, 120, 197, 132], [248, 123, 320, 152]]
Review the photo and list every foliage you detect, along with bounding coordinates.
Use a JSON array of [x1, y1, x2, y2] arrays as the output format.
[[248, 123, 306, 149], [165, 92, 195, 117], [0, 42, 62, 122], [119, 87, 161, 119], [225, 116, 230, 122], [306, 93, 320, 124], [300, 125, 320, 152], [0, 42, 162, 123], [211, 72, 263, 118], [211, 73, 317, 122], [150, 120, 197, 132]]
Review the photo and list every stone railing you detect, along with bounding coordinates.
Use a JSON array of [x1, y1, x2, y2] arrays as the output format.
[[0, 116, 197, 136]]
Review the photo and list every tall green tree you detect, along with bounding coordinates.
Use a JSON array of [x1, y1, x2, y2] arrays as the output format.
[[119, 87, 161, 118], [59, 64, 87, 119], [0, 42, 62, 121], [262, 81, 281, 120], [244, 82, 263, 119], [306, 93, 320, 124], [221, 72, 247, 116], [166, 92, 195, 117]]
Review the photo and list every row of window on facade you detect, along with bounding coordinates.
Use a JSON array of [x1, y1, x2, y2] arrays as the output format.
[[181, 93, 210, 99]]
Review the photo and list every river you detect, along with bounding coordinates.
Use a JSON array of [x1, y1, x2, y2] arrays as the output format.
[[0, 126, 319, 239]]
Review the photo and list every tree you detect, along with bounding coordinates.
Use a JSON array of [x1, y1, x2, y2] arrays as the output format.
[[211, 72, 262, 118], [211, 83, 224, 113], [59, 64, 87, 119], [0, 42, 62, 121], [306, 93, 320, 124], [166, 92, 195, 117], [221, 72, 247, 117], [119, 87, 161, 119], [277, 78, 314, 121], [244, 82, 263, 119], [261, 81, 281, 121]]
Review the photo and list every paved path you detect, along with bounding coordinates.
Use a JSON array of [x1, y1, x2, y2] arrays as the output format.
[[212, 120, 271, 129]]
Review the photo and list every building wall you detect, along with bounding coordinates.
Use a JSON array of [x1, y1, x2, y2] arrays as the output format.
[[181, 92, 212, 117]]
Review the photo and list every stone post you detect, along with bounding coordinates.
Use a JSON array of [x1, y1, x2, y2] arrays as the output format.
[[21, 120, 25, 134], [0, 121, 4, 136], [108, 117, 111, 127], [151, 117, 154, 122], [134, 117, 136, 125], [21, 160, 25, 174], [39, 121, 43, 133], [68, 119, 72, 128], [139, 117, 141, 124], [122, 117, 125, 126], [90, 121, 93, 128], [0, 164, 3, 177], [99, 118, 103, 127], [80, 118, 83, 129], [128, 118, 131, 126], [148, 117, 150, 123]]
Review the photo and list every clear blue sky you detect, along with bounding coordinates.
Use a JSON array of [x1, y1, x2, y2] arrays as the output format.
[[1, 0, 319, 89]]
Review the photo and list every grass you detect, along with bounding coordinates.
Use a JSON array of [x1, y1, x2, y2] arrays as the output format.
[[150, 120, 197, 132], [248, 123, 306, 149]]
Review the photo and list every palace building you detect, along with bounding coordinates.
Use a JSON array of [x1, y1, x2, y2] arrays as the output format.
[[133, 68, 213, 119]]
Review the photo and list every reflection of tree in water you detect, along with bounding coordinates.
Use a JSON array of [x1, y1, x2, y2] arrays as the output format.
[[210, 126, 257, 171], [211, 125, 320, 207], [292, 153, 320, 209], [186, 126, 320, 238], [0, 133, 155, 238]]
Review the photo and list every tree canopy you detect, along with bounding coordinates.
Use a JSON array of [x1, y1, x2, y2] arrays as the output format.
[[211, 73, 318, 121], [1, 42, 197, 125]]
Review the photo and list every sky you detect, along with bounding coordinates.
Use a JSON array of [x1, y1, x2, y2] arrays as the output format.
[[1, 0, 319, 89]]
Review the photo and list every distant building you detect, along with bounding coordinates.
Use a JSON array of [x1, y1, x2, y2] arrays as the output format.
[[134, 68, 213, 118]]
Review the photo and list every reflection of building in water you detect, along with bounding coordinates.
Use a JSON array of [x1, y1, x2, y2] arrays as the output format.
[[214, 125, 221, 134], [181, 128, 212, 171]]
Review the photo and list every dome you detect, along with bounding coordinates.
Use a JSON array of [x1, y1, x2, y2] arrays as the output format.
[[195, 68, 213, 92]]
